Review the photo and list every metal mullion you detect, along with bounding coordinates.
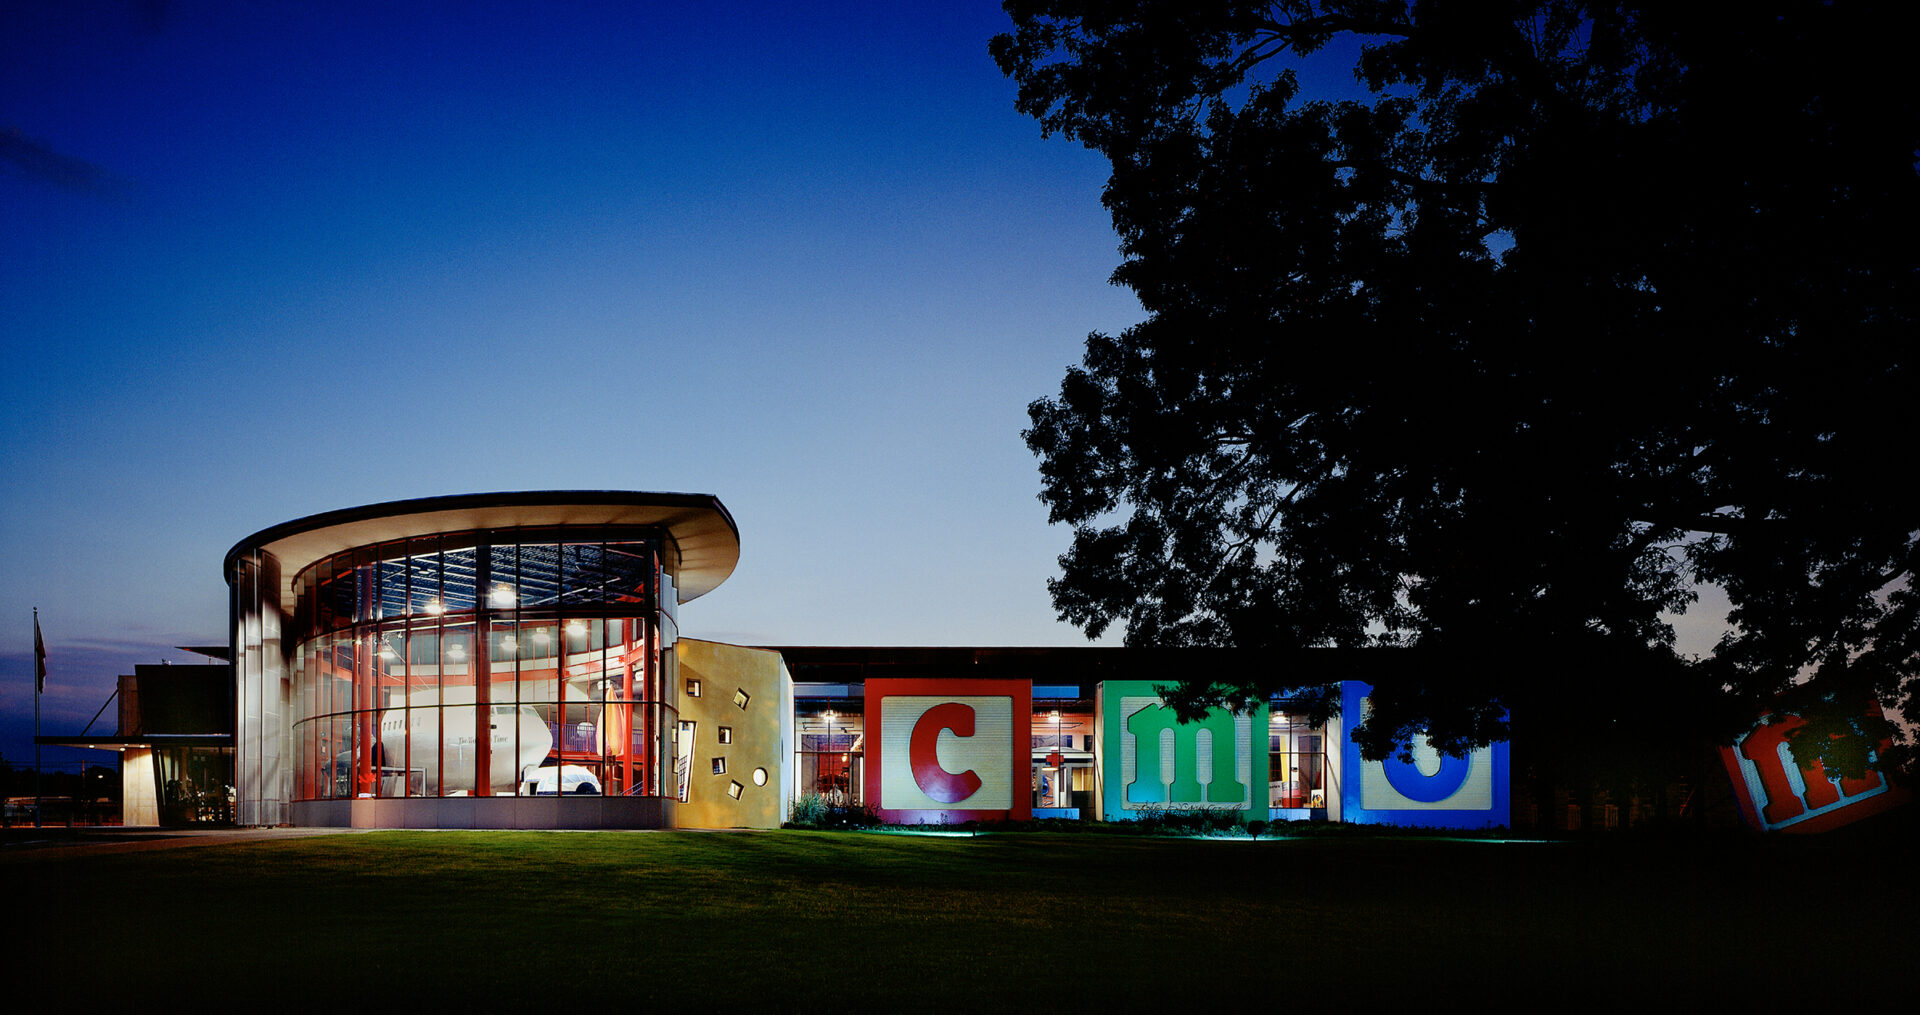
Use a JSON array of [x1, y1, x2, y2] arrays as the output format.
[[433, 542, 444, 798], [399, 629, 410, 798], [502, 538, 519, 796], [475, 539, 492, 797]]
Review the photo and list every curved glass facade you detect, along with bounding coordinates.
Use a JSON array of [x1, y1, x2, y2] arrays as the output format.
[[287, 527, 678, 802]]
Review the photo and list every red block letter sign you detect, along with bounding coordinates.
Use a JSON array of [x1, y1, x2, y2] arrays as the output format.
[[910, 702, 983, 803], [1737, 713, 1883, 825]]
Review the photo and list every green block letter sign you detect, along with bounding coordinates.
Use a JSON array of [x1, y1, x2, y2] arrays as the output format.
[[1125, 702, 1246, 806]]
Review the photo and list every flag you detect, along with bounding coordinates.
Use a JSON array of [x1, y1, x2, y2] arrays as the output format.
[[34, 612, 47, 693]]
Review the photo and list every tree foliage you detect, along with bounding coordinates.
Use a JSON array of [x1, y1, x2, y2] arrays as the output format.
[[993, 1, 1918, 768]]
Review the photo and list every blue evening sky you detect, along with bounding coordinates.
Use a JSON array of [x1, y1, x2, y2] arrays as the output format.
[[1, 2, 1727, 771]]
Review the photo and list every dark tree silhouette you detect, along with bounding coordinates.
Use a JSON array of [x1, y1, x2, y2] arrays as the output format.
[[994, 1, 1918, 769]]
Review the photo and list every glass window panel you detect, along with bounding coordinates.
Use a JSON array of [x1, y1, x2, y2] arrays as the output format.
[[559, 618, 603, 761], [353, 547, 376, 623], [603, 700, 635, 796], [408, 625, 440, 698], [320, 631, 346, 717], [292, 641, 311, 723], [603, 541, 653, 605], [488, 543, 518, 612], [608, 659, 637, 705], [376, 547, 408, 621], [520, 621, 558, 664], [490, 621, 520, 665], [613, 618, 649, 697], [313, 555, 336, 630], [675, 718, 695, 802], [638, 701, 660, 797], [373, 629, 401, 711], [307, 716, 324, 800], [658, 654, 679, 794], [404, 624, 441, 800], [408, 707, 439, 798], [292, 720, 307, 800], [441, 542, 478, 613], [310, 715, 326, 799], [295, 567, 314, 640], [563, 616, 594, 656], [441, 622, 475, 694], [374, 705, 402, 798], [357, 632, 380, 798], [515, 621, 561, 791], [307, 719, 322, 801], [336, 553, 362, 628], [442, 701, 477, 797], [561, 543, 607, 605], [314, 554, 332, 627], [409, 539, 442, 616], [519, 544, 560, 607], [489, 620, 526, 794], [313, 638, 332, 717], [330, 714, 352, 800]]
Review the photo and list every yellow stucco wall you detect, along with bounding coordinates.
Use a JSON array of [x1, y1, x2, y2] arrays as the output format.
[[674, 639, 791, 828]]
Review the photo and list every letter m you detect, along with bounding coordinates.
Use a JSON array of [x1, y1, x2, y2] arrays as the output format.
[[1126, 703, 1244, 806]]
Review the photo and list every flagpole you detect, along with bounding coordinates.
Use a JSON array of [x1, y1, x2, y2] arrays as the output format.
[[34, 607, 43, 828]]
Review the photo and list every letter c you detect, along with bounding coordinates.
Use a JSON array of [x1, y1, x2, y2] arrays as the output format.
[[910, 702, 983, 804]]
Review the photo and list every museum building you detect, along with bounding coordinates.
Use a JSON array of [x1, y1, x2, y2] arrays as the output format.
[[67, 491, 1510, 831]]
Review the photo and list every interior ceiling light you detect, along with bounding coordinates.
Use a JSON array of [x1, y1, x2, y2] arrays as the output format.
[[489, 585, 516, 607]]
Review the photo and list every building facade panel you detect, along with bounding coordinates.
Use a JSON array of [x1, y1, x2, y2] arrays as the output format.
[[863, 678, 1033, 824], [675, 639, 793, 828], [1338, 681, 1509, 829], [1095, 680, 1269, 823]]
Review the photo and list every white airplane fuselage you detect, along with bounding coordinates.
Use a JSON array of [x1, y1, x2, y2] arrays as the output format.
[[377, 682, 563, 792]]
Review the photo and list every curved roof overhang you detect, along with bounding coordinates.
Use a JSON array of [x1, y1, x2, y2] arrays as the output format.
[[224, 491, 739, 610]]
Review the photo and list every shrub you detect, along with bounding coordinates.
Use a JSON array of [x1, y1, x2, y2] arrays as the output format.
[[789, 793, 827, 827]]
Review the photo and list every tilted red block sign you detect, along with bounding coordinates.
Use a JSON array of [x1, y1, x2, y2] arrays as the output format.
[[1721, 705, 1909, 833]]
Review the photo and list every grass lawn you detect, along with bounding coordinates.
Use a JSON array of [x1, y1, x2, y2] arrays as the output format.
[[8, 828, 1910, 1006]]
